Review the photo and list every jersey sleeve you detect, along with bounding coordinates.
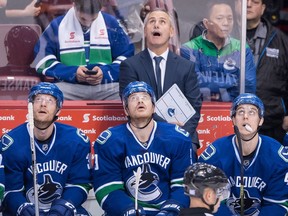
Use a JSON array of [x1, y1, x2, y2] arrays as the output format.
[[62, 129, 92, 207], [0, 141, 5, 205], [168, 126, 195, 208], [1, 133, 29, 215], [93, 129, 134, 216], [260, 146, 288, 214]]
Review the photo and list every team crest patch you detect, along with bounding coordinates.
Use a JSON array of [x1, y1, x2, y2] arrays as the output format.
[[278, 146, 288, 162], [200, 144, 216, 160], [1, 134, 14, 151], [77, 129, 89, 143]]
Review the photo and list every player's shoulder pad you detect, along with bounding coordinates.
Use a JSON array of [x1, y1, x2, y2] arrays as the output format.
[[174, 125, 190, 137], [96, 128, 112, 145], [199, 144, 217, 161], [76, 129, 90, 143], [278, 146, 288, 162], [1, 134, 14, 151]]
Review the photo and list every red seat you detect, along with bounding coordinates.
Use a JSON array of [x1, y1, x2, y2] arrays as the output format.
[[0, 24, 42, 99]]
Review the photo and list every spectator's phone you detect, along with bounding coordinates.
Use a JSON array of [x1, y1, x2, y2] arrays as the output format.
[[85, 70, 98, 75]]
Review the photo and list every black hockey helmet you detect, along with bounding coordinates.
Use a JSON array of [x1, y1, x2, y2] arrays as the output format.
[[184, 163, 230, 200]]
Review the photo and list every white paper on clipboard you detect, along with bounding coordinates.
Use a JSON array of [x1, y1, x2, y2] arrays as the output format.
[[155, 84, 196, 125]]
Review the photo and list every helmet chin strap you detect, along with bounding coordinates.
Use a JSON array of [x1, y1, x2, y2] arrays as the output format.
[[125, 107, 154, 130], [128, 115, 153, 129], [34, 116, 58, 131], [34, 109, 60, 131], [201, 196, 218, 212]]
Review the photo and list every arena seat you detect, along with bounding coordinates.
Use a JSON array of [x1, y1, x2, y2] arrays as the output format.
[[0, 24, 42, 100]]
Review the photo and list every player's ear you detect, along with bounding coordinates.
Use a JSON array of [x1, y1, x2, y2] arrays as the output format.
[[259, 117, 264, 126], [123, 102, 129, 116], [231, 116, 236, 126]]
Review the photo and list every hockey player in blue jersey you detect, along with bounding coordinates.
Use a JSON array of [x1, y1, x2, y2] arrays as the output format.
[[0, 82, 92, 215], [93, 81, 196, 216], [199, 93, 288, 215]]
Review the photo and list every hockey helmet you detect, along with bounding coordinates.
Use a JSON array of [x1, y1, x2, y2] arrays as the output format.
[[184, 163, 230, 200], [122, 81, 156, 107], [230, 93, 264, 118], [4, 25, 39, 65], [28, 82, 64, 109]]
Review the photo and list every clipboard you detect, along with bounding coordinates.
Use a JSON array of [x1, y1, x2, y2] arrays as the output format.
[[155, 84, 196, 125]]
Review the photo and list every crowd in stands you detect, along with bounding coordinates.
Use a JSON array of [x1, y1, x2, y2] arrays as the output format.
[[0, 0, 288, 215]]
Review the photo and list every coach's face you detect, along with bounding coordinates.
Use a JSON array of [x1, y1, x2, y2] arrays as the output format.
[[144, 10, 174, 53]]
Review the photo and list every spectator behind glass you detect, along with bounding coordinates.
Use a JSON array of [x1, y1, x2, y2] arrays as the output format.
[[181, 0, 256, 102], [2, 0, 41, 24], [180, 163, 230, 216], [34, 0, 134, 100], [93, 81, 196, 216], [198, 93, 288, 215], [1, 82, 92, 215], [119, 8, 202, 151], [235, 0, 288, 145]]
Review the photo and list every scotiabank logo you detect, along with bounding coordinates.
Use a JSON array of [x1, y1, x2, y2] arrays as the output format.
[[206, 115, 231, 122], [82, 114, 90, 123], [0, 115, 15, 121], [99, 29, 105, 36], [58, 115, 72, 121], [70, 32, 75, 39]]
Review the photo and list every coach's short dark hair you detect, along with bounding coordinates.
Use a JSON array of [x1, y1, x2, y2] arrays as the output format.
[[73, 0, 101, 15]]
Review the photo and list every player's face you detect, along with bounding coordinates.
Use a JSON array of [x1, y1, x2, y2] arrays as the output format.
[[246, 0, 265, 22], [205, 4, 234, 39], [232, 104, 263, 136], [144, 10, 174, 52], [126, 92, 154, 119], [33, 94, 58, 127]]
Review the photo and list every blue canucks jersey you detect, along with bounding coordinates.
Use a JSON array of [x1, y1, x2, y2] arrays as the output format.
[[1, 122, 92, 215], [199, 134, 288, 215], [93, 121, 196, 216]]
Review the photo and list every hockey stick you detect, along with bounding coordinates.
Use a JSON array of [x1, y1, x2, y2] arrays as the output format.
[[234, 125, 244, 216], [28, 102, 40, 216], [134, 167, 142, 216]]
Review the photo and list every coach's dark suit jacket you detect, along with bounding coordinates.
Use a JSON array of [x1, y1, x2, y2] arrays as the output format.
[[119, 48, 202, 146]]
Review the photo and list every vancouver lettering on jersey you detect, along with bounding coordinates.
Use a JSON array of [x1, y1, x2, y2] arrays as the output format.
[[229, 176, 267, 191], [28, 160, 68, 175], [125, 152, 171, 169]]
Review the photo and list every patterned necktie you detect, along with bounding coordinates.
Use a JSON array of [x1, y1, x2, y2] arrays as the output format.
[[154, 56, 163, 98]]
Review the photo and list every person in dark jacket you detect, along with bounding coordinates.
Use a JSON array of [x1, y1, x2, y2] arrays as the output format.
[[179, 163, 230, 216], [236, 0, 288, 144]]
